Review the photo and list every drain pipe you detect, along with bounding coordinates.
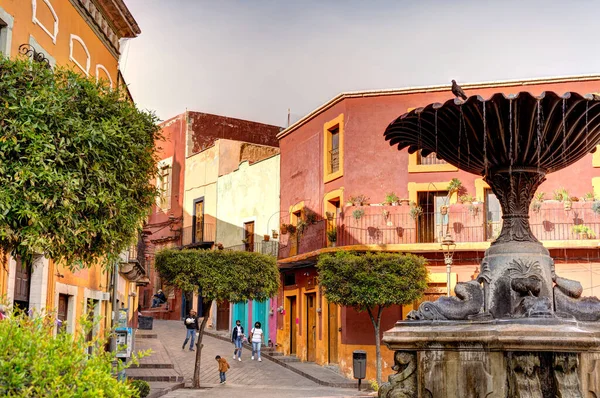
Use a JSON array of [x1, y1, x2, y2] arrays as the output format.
[[110, 261, 119, 352]]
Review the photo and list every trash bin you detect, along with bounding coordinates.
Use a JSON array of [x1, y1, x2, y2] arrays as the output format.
[[138, 316, 153, 330], [353, 350, 367, 390]]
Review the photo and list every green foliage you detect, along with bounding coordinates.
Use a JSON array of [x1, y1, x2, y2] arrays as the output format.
[[553, 187, 569, 201], [155, 249, 279, 302], [0, 308, 140, 397], [572, 225, 595, 238], [447, 178, 463, 193], [0, 57, 161, 269], [534, 191, 545, 202], [352, 208, 365, 221], [459, 193, 475, 203], [326, 228, 337, 243], [304, 208, 318, 224], [129, 380, 150, 397], [317, 251, 428, 310], [384, 192, 399, 205], [584, 191, 596, 201], [409, 204, 422, 220], [593, 201, 600, 215]]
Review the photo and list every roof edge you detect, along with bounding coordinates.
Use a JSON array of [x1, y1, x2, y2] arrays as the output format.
[[277, 73, 600, 140]]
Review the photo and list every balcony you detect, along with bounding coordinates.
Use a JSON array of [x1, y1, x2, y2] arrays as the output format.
[[181, 223, 216, 248], [225, 241, 279, 257], [277, 201, 600, 260]]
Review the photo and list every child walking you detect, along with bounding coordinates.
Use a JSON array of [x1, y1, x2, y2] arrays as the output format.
[[215, 355, 230, 384]]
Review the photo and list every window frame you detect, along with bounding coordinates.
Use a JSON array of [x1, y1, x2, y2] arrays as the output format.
[[323, 114, 344, 183]]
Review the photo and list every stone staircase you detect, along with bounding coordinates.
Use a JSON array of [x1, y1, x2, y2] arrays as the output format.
[[126, 332, 184, 383]]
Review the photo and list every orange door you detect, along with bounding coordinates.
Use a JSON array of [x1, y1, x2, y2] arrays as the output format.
[[306, 294, 317, 362]]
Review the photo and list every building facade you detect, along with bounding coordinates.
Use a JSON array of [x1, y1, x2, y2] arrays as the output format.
[[141, 111, 282, 323], [0, 0, 141, 334], [276, 76, 600, 381]]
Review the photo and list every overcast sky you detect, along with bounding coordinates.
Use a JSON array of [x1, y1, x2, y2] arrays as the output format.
[[121, 0, 600, 127]]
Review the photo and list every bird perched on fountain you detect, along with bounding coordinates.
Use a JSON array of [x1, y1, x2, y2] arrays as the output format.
[[451, 80, 468, 100]]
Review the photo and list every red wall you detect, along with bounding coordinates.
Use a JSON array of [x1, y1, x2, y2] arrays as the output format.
[[280, 80, 600, 220]]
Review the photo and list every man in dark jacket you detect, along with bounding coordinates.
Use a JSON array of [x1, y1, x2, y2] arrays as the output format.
[[182, 309, 199, 351], [151, 289, 166, 308]]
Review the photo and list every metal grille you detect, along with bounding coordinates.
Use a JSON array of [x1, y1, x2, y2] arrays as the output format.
[[417, 152, 447, 165]]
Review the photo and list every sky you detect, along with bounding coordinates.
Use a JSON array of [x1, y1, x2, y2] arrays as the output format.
[[121, 0, 600, 127]]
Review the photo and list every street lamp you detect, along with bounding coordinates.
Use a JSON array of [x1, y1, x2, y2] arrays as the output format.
[[440, 235, 456, 296]]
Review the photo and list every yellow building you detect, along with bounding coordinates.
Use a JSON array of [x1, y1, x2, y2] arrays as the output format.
[[0, 0, 143, 335]]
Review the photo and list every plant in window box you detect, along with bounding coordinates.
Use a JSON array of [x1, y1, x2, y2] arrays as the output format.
[[352, 208, 365, 222], [409, 204, 423, 220], [327, 228, 337, 247], [384, 192, 399, 206]]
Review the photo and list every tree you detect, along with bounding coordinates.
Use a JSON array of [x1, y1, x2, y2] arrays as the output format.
[[0, 308, 141, 397], [317, 251, 428, 385], [0, 57, 160, 269], [155, 249, 279, 388]]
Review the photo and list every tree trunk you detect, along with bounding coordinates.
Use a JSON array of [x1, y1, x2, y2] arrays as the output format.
[[366, 305, 384, 386], [192, 299, 213, 388]]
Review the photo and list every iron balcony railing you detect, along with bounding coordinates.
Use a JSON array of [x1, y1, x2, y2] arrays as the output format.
[[277, 202, 600, 259], [225, 241, 279, 257], [417, 152, 448, 165], [181, 223, 216, 246]]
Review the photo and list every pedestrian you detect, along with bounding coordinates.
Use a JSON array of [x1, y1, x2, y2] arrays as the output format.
[[182, 309, 199, 351], [215, 355, 230, 384], [231, 319, 244, 361], [151, 289, 166, 308], [250, 321, 264, 362]]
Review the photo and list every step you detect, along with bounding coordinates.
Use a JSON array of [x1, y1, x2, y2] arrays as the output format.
[[125, 368, 183, 382], [129, 363, 174, 369], [136, 333, 158, 339], [277, 355, 301, 363]]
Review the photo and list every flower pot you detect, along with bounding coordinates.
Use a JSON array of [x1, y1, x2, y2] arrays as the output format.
[[440, 205, 448, 215], [400, 199, 410, 206], [272, 230, 279, 239], [281, 225, 288, 234], [263, 235, 270, 242], [564, 201, 573, 211], [581, 232, 589, 240]]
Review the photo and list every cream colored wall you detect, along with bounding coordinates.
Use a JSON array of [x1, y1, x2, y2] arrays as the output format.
[[216, 155, 280, 248], [183, 143, 220, 229]]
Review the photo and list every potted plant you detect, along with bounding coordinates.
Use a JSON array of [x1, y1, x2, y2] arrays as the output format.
[[352, 208, 365, 222], [345, 198, 354, 207], [352, 194, 369, 206], [399, 198, 411, 206], [583, 192, 596, 202], [409, 203, 423, 220], [327, 228, 337, 247], [440, 205, 449, 215], [385, 192, 399, 206], [447, 178, 463, 195], [459, 193, 475, 206], [593, 201, 600, 215], [280, 224, 288, 235], [263, 234, 270, 242], [572, 225, 595, 239], [272, 229, 279, 239]]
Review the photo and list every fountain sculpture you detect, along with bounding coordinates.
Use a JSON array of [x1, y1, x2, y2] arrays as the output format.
[[379, 92, 600, 397]]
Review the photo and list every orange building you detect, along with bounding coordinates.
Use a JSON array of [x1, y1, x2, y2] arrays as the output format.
[[0, 0, 142, 335]]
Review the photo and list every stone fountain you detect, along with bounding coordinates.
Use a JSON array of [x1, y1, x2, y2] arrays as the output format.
[[379, 92, 600, 398]]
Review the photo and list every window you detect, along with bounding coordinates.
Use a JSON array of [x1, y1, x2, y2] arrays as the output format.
[[0, 8, 14, 57], [192, 199, 204, 243], [284, 272, 296, 286], [417, 191, 448, 243], [417, 152, 448, 166], [157, 164, 172, 211], [32, 0, 58, 44], [69, 34, 90, 75], [57, 294, 69, 333], [323, 114, 344, 183], [244, 221, 255, 252]]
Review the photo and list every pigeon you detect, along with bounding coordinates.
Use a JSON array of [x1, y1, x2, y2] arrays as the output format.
[[451, 80, 467, 100]]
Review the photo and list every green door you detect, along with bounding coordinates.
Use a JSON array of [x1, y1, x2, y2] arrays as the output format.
[[252, 299, 269, 344]]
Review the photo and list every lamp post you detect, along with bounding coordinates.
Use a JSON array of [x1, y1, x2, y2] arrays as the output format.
[[441, 235, 456, 296]]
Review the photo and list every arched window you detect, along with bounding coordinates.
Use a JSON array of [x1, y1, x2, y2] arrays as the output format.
[[69, 34, 90, 75], [95, 64, 113, 88], [32, 0, 58, 44]]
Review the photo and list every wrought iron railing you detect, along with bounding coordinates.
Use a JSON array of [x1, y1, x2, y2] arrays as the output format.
[[277, 203, 600, 259], [417, 152, 448, 165], [181, 224, 216, 246], [225, 241, 279, 257]]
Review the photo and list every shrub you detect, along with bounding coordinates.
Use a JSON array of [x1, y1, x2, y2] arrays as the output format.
[[0, 308, 139, 397], [327, 228, 337, 243], [130, 380, 150, 397]]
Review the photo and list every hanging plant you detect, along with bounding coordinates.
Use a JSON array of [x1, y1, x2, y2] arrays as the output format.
[[440, 205, 449, 216], [409, 205, 423, 220], [352, 209, 365, 222], [592, 201, 600, 215]]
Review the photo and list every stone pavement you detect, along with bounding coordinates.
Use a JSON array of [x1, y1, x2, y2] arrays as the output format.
[[161, 384, 374, 398], [151, 320, 319, 387]]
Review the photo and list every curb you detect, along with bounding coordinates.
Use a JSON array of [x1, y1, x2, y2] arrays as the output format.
[[147, 382, 185, 398], [204, 330, 358, 389]]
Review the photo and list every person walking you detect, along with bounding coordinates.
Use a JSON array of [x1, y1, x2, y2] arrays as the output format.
[[215, 355, 230, 384], [250, 321, 264, 362], [182, 309, 199, 351], [231, 319, 244, 361]]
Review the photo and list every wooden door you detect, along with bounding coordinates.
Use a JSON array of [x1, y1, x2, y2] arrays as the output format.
[[306, 294, 317, 362], [289, 297, 297, 355], [57, 294, 69, 333], [244, 221, 255, 252], [216, 300, 230, 331], [14, 257, 30, 307], [328, 302, 338, 364]]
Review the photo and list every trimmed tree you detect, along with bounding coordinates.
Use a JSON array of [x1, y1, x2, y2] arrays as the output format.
[[155, 248, 280, 388], [0, 57, 160, 269], [317, 251, 428, 385]]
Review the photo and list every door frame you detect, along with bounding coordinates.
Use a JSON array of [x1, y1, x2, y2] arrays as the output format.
[[252, 299, 269, 345], [327, 302, 338, 364], [288, 295, 297, 355], [305, 292, 317, 362]]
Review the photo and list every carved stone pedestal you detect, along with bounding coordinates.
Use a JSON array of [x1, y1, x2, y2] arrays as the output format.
[[380, 320, 600, 398]]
